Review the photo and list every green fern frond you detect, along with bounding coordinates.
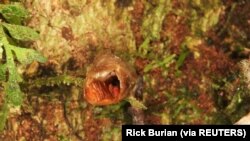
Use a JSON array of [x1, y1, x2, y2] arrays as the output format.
[[0, 3, 47, 131], [2, 23, 39, 41], [27, 75, 83, 88], [0, 3, 28, 25]]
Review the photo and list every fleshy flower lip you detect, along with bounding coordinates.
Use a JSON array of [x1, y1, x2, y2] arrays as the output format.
[[84, 51, 137, 105]]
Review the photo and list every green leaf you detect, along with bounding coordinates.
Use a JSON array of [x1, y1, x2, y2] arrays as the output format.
[[0, 64, 6, 81], [0, 46, 3, 60], [4, 44, 22, 82], [0, 101, 9, 131], [144, 54, 175, 73], [138, 37, 150, 56], [8, 65, 22, 83], [0, 25, 6, 40], [176, 48, 190, 69], [5, 82, 23, 106], [126, 96, 147, 110], [2, 23, 39, 41], [0, 4, 28, 25], [11, 45, 47, 64]]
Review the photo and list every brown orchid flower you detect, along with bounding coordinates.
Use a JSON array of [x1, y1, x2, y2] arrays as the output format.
[[84, 51, 138, 105]]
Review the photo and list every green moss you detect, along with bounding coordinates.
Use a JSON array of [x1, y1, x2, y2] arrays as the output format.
[[102, 127, 121, 141], [189, 0, 222, 35], [139, 0, 172, 56], [93, 102, 127, 120]]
